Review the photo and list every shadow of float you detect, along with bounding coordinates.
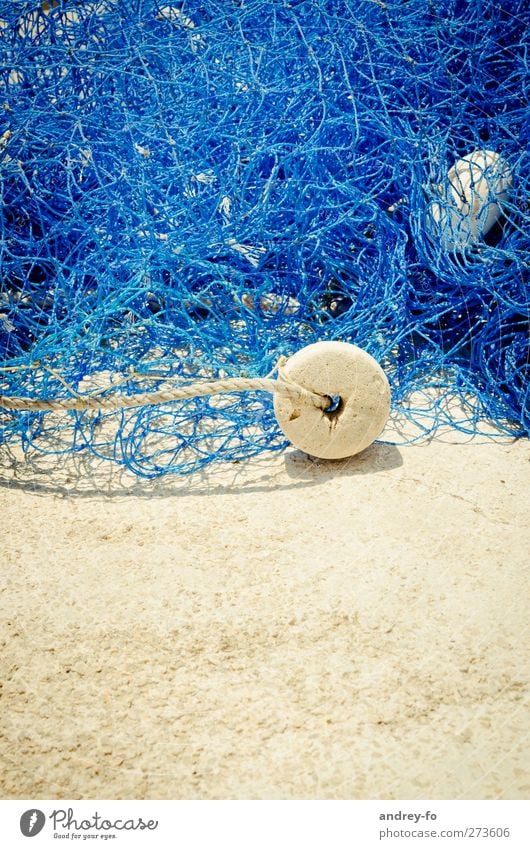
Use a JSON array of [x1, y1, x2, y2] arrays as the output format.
[[283, 441, 403, 482]]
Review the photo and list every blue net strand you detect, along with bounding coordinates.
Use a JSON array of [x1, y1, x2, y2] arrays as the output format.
[[0, 0, 529, 477]]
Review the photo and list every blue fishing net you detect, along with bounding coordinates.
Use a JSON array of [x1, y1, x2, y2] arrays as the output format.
[[0, 0, 528, 476]]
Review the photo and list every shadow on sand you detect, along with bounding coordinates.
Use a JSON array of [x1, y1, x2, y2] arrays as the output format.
[[0, 440, 403, 500]]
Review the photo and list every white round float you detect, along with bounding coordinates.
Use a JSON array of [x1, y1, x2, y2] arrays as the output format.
[[427, 149, 513, 251], [273, 340, 391, 460]]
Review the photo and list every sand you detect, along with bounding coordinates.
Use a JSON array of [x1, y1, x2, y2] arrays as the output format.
[[1, 432, 529, 800]]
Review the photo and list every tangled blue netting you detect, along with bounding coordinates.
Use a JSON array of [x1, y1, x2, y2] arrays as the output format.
[[0, 0, 529, 477]]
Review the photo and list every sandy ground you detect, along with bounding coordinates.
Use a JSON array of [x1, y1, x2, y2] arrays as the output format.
[[0, 431, 529, 800]]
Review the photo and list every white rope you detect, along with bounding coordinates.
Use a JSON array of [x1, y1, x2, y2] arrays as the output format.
[[0, 370, 330, 413]]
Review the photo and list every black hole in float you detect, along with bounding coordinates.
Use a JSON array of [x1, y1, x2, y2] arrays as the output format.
[[323, 394, 343, 415]]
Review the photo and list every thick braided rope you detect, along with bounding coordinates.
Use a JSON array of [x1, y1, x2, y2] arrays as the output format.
[[0, 374, 329, 413]]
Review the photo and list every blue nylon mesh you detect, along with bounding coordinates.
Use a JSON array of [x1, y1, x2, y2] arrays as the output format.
[[0, 0, 529, 477]]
